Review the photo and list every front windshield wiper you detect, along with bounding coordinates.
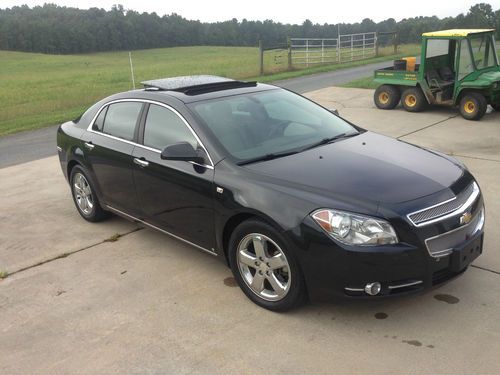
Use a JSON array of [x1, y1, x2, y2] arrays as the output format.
[[301, 132, 359, 152], [237, 150, 299, 166]]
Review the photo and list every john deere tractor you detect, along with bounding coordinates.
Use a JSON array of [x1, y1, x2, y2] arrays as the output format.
[[374, 29, 500, 120]]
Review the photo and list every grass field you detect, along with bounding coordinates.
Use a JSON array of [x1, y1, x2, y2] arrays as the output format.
[[0, 44, 419, 136]]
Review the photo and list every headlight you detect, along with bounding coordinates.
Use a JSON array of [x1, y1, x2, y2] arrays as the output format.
[[312, 209, 398, 246]]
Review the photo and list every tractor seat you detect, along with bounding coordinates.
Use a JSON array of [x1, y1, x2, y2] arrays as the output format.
[[426, 69, 454, 91], [438, 66, 455, 81]]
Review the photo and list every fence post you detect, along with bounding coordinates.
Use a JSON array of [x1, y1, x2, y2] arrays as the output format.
[[306, 39, 309, 67], [393, 33, 398, 54], [287, 36, 292, 70], [259, 39, 264, 75], [337, 35, 341, 63], [375, 32, 379, 57], [321, 39, 324, 64]]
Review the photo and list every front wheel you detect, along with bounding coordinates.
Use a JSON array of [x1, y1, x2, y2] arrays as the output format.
[[228, 219, 307, 311], [459, 93, 487, 121]]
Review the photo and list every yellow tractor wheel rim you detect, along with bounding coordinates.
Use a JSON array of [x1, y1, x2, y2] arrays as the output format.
[[378, 92, 390, 104], [464, 100, 476, 114], [405, 94, 417, 107]]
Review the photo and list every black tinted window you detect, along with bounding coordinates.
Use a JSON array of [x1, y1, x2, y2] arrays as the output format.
[[144, 104, 197, 150], [92, 107, 107, 131], [102, 102, 142, 141]]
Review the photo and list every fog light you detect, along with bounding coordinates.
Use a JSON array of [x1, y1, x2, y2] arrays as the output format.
[[365, 282, 381, 296]]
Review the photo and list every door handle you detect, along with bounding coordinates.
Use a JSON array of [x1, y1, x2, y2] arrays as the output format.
[[133, 157, 149, 167], [84, 141, 94, 150]]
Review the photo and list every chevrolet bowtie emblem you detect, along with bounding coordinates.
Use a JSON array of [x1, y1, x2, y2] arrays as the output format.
[[460, 212, 472, 225]]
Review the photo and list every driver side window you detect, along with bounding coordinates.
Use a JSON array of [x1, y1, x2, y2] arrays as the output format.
[[458, 41, 474, 80], [143, 104, 197, 150]]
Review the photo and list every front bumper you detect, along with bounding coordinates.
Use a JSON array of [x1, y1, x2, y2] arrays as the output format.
[[291, 190, 485, 301]]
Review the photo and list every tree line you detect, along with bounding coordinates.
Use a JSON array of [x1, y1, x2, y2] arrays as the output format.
[[0, 3, 498, 54]]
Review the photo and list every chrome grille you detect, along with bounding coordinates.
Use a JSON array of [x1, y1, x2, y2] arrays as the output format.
[[425, 207, 484, 257], [408, 182, 478, 226]]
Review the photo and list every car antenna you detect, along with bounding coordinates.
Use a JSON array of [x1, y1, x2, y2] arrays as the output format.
[[129, 51, 136, 90]]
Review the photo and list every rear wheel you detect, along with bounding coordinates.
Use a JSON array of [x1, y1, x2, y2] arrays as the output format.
[[491, 102, 500, 112], [228, 219, 307, 311], [459, 93, 487, 121], [374, 85, 400, 109], [401, 87, 427, 112], [70, 165, 109, 222]]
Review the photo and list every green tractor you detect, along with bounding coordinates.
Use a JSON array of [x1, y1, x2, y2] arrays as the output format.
[[373, 29, 500, 120]]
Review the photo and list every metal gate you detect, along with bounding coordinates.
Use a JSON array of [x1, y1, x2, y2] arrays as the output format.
[[290, 32, 377, 66]]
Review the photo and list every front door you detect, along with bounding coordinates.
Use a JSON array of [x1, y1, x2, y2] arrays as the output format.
[[132, 103, 215, 251]]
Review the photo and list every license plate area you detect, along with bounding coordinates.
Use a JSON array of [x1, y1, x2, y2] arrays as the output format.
[[450, 233, 483, 272]]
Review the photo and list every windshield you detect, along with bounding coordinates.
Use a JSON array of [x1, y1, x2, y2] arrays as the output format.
[[469, 34, 498, 70], [188, 89, 358, 163]]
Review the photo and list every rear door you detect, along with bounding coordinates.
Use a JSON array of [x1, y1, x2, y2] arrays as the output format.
[[132, 103, 216, 251], [83, 100, 144, 215]]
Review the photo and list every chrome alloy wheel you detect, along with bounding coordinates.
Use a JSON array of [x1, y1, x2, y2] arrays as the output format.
[[73, 172, 94, 215], [237, 233, 291, 301]]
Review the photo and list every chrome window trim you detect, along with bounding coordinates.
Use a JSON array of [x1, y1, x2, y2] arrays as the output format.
[[407, 182, 480, 227], [105, 205, 217, 256], [424, 205, 485, 258], [86, 98, 215, 169]]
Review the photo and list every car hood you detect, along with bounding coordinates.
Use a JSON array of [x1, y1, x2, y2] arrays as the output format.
[[243, 132, 463, 205]]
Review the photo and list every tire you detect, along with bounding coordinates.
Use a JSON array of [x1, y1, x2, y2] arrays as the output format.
[[490, 102, 500, 112], [70, 165, 109, 222], [459, 92, 487, 121], [401, 87, 427, 112], [374, 85, 400, 109], [228, 219, 307, 311]]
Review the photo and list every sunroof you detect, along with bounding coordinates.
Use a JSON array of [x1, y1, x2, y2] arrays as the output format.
[[142, 75, 235, 90]]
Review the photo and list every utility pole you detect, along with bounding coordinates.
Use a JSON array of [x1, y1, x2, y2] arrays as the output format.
[[129, 51, 136, 90]]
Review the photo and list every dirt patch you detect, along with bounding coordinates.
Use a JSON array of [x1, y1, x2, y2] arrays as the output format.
[[223, 277, 238, 287], [434, 294, 460, 304], [374, 312, 388, 319]]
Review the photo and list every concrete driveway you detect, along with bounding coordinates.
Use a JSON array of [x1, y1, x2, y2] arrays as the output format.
[[1, 87, 499, 374]]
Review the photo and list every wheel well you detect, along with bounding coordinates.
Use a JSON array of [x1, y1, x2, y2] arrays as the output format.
[[67, 160, 80, 178], [221, 213, 279, 265], [456, 89, 487, 104]]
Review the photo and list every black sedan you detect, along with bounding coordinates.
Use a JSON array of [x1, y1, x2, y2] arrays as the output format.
[[57, 75, 485, 311]]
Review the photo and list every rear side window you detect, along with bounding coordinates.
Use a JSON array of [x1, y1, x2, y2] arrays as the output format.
[[143, 104, 197, 150], [92, 107, 107, 131], [101, 102, 142, 141]]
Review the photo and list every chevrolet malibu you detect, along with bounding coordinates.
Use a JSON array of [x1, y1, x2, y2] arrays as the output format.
[[57, 76, 485, 311]]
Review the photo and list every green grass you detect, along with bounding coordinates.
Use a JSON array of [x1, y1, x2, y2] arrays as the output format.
[[340, 76, 378, 89], [0, 44, 420, 136]]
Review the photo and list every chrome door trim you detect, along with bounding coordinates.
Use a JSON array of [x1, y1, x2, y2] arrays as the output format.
[[84, 141, 95, 150], [133, 158, 149, 167], [105, 205, 217, 257], [86, 98, 215, 169]]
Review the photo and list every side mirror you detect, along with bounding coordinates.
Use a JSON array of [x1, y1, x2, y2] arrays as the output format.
[[329, 108, 339, 116], [160, 142, 205, 165]]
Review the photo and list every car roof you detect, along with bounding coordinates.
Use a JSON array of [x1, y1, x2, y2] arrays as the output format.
[[136, 75, 276, 103]]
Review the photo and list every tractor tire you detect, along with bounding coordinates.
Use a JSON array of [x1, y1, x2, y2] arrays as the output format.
[[401, 87, 427, 112], [459, 92, 487, 121], [374, 85, 400, 110]]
